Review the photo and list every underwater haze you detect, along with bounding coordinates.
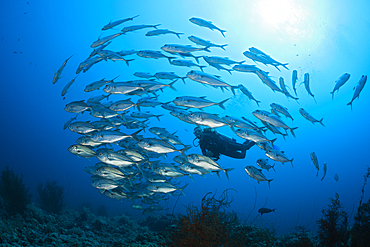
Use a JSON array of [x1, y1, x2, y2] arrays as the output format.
[[1, 0, 370, 235]]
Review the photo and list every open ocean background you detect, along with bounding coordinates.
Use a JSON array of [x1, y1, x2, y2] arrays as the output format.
[[1, 0, 370, 235]]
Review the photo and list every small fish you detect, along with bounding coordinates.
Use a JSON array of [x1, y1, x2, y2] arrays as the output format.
[[299, 108, 324, 126], [252, 110, 298, 137], [245, 166, 273, 188], [233, 64, 260, 73], [187, 111, 229, 128], [347, 75, 367, 110], [203, 56, 244, 66], [279, 77, 298, 101], [52, 55, 73, 84], [265, 149, 294, 167], [256, 158, 275, 172], [238, 84, 261, 106], [161, 44, 210, 53], [61, 75, 79, 97], [188, 35, 227, 50], [102, 15, 139, 30], [270, 103, 293, 121], [134, 72, 154, 78], [147, 182, 188, 196], [170, 59, 206, 71], [321, 162, 327, 181], [186, 70, 236, 94], [137, 50, 176, 63], [91, 32, 123, 48], [310, 152, 319, 177], [331, 73, 350, 99], [173, 96, 229, 110], [189, 17, 226, 37], [146, 29, 184, 38], [121, 24, 161, 33], [303, 73, 316, 103], [258, 207, 275, 216], [68, 145, 96, 158], [255, 70, 285, 93], [334, 173, 339, 182], [292, 70, 298, 96]]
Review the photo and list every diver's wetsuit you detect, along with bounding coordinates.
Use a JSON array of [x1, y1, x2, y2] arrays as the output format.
[[197, 129, 255, 160]]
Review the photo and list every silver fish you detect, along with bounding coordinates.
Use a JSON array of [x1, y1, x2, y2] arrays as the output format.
[[270, 103, 293, 121], [347, 75, 367, 110], [186, 70, 236, 94], [292, 70, 298, 96], [299, 108, 324, 126], [52, 55, 73, 84], [331, 73, 351, 99], [121, 24, 161, 33], [321, 162, 327, 181], [96, 149, 135, 167], [256, 158, 275, 172], [137, 138, 191, 157], [92, 178, 120, 190], [153, 72, 187, 83], [91, 129, 142, 143], [245, 166, 273, 188], [173, 96, 229, 110], [102, 15, 139, 30], [233, 128, 274, 144], [85, 76, 119, 93], [147, 182, 188, 196], [303, 73, 316, 103], [253, 110, 298, 137], [310, 152, 319, 177], [187, 111, 229, 128], [146, 29, 183, 38], [134, 72, 154, 78], [279, 77, 298, 100], [265, 149, 293, 167], [203, 56, 244, 66], [64, 100, 90, 113], [91, 32, 123, 48], [233, 64, 260, 73], [161, 44, 210, 53], [186, 154, 233, 179], [255, 70, 285, 93], [170, 59, 206, 71], [189, 17, 226, 37], [68, 145, 96, 158], [188, 35, 227, 50], [238, 84, 261, 106], [136, 50, 176, 63], [61, 75, 78, 97]]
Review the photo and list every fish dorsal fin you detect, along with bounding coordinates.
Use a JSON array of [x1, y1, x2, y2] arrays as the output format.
[[199, 96, 207, 99]]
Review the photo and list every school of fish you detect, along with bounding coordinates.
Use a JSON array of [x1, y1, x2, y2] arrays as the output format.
[[54, 15, 366, 214]]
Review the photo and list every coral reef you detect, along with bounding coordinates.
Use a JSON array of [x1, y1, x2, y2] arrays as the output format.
[[0, 202, 165, 246], [317, 193, 349, 247], [0, 166, 32, 215], [37, 180, 65, 214]]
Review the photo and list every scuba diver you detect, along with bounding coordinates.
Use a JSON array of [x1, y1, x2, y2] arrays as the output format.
[[193, 127, 255, 161]]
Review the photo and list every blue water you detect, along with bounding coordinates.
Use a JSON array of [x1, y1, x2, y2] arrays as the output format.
[[1, 0, 370, 234]]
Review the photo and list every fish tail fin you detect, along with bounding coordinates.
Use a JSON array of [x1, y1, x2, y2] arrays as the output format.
[[214, 170, 221, 179], [181, 77, 187, 84], [270, 138, 277, 145], [282, 63, 289, 70], [168, 80, 177, 91], [220, 29, 227, 37], [199, 66, 206, 72], [347, 101, 353, 111], [155, 114, 164, 122], [268, 179, 273, 189], [238, 60, 245, 64], [272, 208, 276, 212], [218, 98, 230, 110], [153, 24, 161, 29], [227, 68, 233, 75], [179, 145, 192, 158], [167, 56, 177, 63], [330, 91, 335, 100], [188, 174, 195, 182], [223, 168, 235, 180], [231, 85, 238, 95], [179, 183, 189, 196], [204, 47, 211, 52], [220, 44, 228, 51], [319, 118, 325, 127], [290, 158, 294, 168], [125, 59, 135, 66], [130, 129, 143, 141], [194, 56, 201, 64], [272, 164, 276, 172], [176, 33, 184, 39], [290, 127, 298, 138], [256, 100, 261, 107]]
